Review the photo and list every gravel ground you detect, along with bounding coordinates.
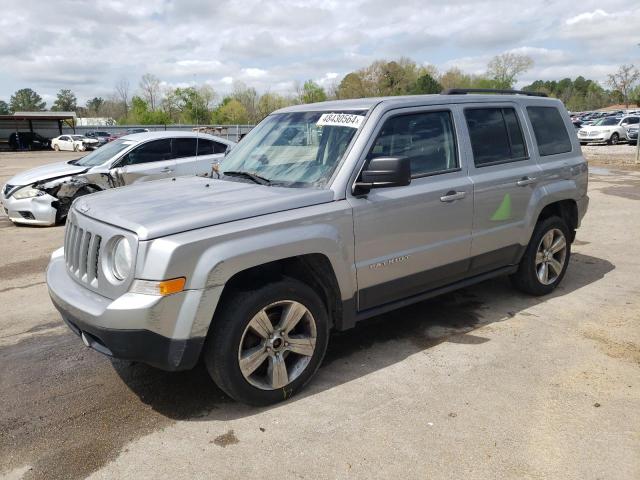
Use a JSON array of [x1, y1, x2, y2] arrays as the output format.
[[582, 143, 640, 169], [0, 151, 638, 480]]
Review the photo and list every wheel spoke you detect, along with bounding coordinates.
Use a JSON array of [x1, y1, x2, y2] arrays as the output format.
[[539, 262, 548, 284], [239, 344, 269, 377], [535, 251, 544, 265], [542, 231, 554, 249], [548, 258, 563, 276], [550, 236, 566, 254], [278, 302, 307, 334], [286, 336, 316, 357], [248, 310, 274, 339], [268, 354, 289, 389]]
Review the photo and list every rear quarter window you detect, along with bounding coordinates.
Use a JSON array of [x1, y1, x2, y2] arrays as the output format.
[[527, 106, 572, 156]]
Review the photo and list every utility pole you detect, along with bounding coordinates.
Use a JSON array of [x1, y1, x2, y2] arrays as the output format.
[[637, 45, 640, 164]]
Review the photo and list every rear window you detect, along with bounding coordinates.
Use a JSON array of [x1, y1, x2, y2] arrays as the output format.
[[527, 107, 572, 156], [464, 107, 527, 166]]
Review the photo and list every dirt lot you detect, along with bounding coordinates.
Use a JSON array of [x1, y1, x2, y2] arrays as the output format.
[[0, 149, 638, 480]]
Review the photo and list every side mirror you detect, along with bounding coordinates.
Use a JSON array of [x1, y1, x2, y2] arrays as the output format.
[[354, 157, 411, 195]]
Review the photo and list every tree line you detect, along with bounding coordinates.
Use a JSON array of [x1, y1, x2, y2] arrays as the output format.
[[1, 56, 638, 123]]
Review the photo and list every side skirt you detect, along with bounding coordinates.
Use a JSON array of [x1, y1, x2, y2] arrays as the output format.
[[344, 264, 517, 326]]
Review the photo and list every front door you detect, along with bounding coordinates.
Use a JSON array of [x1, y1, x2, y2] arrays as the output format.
[[462, 104, 541, 273], [117, 138, 176, 184], [349, 106, 473, 311]]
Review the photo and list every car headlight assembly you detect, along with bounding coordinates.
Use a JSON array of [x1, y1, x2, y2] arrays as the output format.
[[110, 237, 133, 281], [13, 186, 45, 199]]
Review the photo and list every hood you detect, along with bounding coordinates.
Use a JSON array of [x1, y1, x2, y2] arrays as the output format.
[[75, 176, 335, 240], [6, 160, 88, 187], [580, 124, 618, 131]]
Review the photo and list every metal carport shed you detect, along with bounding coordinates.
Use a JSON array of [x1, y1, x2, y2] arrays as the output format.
[[0, 112, 76, 150]]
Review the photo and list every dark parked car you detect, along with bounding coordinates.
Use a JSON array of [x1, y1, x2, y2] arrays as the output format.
[[85, 131, 113, 146], [8, 132, 51, 151]]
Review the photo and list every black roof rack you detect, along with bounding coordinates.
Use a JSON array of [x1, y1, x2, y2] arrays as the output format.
[[441, 88, 548, 98]]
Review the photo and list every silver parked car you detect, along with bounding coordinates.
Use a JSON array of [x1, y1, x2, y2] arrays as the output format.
[[1, 131, 234, 225], [47, 90, 588, 405]]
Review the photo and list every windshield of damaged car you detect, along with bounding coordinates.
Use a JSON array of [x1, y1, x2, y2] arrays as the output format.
[[72, 139, 135, 167], [220, 111, 366, 187]]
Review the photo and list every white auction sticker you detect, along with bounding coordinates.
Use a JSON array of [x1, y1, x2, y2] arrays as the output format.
[[316, 113, 364, 128]]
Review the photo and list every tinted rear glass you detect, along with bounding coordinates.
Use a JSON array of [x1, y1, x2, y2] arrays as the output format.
[[464, 107, 527, 166], [527, 107, 572, 156]]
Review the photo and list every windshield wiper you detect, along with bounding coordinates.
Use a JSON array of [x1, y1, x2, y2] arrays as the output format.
[[223, 170, 272, 186]]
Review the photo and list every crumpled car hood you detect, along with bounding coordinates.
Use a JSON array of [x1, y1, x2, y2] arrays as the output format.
[[75, 176, 335, 240], [7, 161, 88, 187]]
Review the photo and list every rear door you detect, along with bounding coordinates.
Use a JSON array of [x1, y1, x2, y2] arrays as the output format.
[[350, 106, 473, 311], [171, 138, 227, 177], [462, 103, 541, 273], [117, 138, 176, 184]]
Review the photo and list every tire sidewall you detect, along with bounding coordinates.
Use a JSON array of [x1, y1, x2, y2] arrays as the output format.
[[520, 216, 572, 295], [205, 279, 330, 406]]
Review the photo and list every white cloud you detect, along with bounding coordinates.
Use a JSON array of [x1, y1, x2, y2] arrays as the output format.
[[566, 9, 609, 26], [0, 0, 638, 104]]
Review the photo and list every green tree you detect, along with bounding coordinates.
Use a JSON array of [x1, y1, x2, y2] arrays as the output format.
[[10, 88, 46, 111], [128, 96, 170, 124], [0, 100, 9, 115], [173, 85, 216, 124], [232, 82, 259, 123], [301, 80, 327, 104], [86, 97, 105, 116], [52, 89, 77, 111], [607, 64, 640, 108], [486, 53, 534, 89], [257, 92, 287, 119], [337, 72, 366, 99], [410, 73, 442, 94], [213, 98, 249, 124]]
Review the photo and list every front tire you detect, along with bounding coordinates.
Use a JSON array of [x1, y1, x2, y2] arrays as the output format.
[[607, 133, 619, 145], [510, 216, 571, 296], [204, 278, 330, 405]]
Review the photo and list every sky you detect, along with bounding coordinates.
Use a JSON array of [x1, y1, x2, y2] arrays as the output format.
[[0, 0, 638, 106]]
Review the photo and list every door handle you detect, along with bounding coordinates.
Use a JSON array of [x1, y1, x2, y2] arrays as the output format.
[[161, 167, 174, 173], [440, 190, 466, 202], [516, 176, 536, 187]]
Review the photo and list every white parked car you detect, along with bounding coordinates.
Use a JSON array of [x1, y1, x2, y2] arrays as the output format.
[[51, 134, 100, 152], [1, 131, 234, 226], [578, 116, 639, 145]]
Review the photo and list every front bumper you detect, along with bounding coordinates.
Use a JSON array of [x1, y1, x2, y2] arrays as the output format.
[[46, 251, 207, 371], [1, 191, 58, 225]]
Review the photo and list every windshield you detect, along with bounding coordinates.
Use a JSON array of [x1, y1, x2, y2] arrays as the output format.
[[72, 138, 136, 167], [596, 118, 619, 126], [220, 111, 365, 187]]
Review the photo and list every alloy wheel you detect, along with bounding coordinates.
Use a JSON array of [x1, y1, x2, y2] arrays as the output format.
[[535, 228, 567, 285], [238, 300, 317, 390]]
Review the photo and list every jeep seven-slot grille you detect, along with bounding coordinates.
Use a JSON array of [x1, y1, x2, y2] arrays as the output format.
[[64, 217, 102, 285]]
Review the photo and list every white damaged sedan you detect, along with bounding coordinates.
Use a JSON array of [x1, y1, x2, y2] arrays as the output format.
[[1, 131, 234, 226], [51, 134, 100, 152]]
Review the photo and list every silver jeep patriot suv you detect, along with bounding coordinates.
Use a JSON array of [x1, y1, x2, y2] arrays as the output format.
[[47, 89, 589, 405]]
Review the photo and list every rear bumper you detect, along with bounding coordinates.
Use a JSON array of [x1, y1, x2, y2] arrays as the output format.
[[577, 194, 589, 228], [47, 250, 207, 371]]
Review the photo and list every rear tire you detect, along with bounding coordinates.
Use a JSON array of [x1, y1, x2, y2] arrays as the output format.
[[204, 278, 329, 406], [53, 144, 59, 151], [510, 216, 571, 296], [607, 133, 619, 145]]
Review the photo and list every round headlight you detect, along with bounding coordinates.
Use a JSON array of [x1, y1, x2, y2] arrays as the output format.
[[112, 237, 132, 280]]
